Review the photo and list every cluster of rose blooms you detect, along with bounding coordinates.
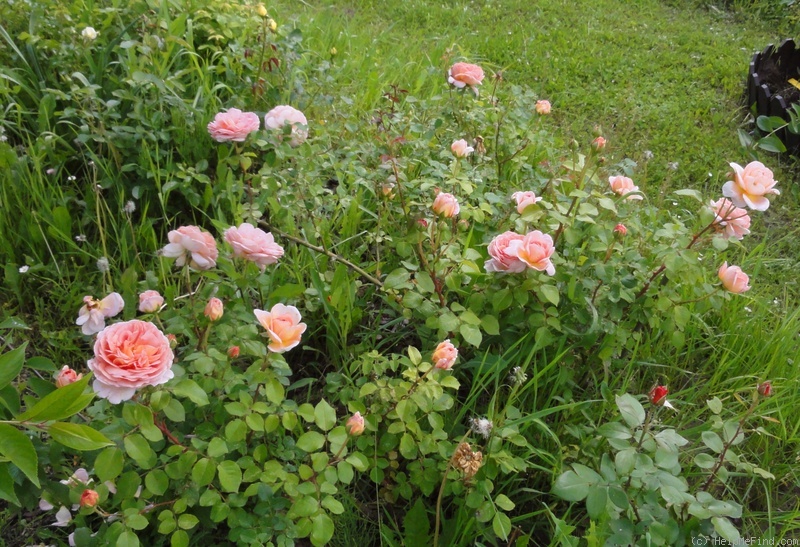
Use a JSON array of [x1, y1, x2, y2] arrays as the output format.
[[207, 105, 308, 146]]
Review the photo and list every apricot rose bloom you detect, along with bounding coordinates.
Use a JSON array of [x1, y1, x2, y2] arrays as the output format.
[[433, 340, 458, 370], [224, 222, 284, 270], [264, 105, 308, 146], [207, 108, 260, 143], [709, 198, 751, 240], [88, 320, 174, 404], [76, 293, 124, 336], [485, 231, 527, 273], [448, 62, 484, 94], [609, 175, 643, 200], [79, 489, 99, 508], [346, 412, 365, 436], [535, 100, 551, 115], [451, 139, 474, 158], [254, 304, 307, 353], [722, 161, 779, 211], [138, 290, 164, 313], [511, 230, 556, 275], [161, 226, 218, 270], [432, 192, 460, 218], [204, 297, 224, 321], [55, 366, 83, 388], [511, 191, 542, 213], [718, 262, 751, 294]]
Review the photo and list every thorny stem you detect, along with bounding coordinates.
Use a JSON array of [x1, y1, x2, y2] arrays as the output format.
[[624, 407, 654, 492], [701, 393, 760, 492]]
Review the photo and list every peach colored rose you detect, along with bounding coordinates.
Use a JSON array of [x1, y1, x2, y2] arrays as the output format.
[[485, 231, 527, 273], [254, 304, 307, 353], [161, 226, 218, 270], [511, 191, 542, 213], [448, 62, 485, 93], [535, 100, 551, 115], [722, 161, 779, 211], [346, 412, 365, 436], [718, 262, 750, 294], [709, 198, 751, 240], [55, 366, 83, 388], [76, 293, 124, 336], [508, 230, 556, 275], [451, 139, 474, 158], [592, 136, 607, 151], [138, 290, 164, 314], [433, 340, 458, 370], [204, 297, 223, 321], [207, 108, 260, 142], [432, 192, 460, 217], [79, 489, 99, 508], [227, 346, 240, 359], [264, 105, 308, 146], [88, 320, 174, 404], [608, 175, 642, 201], [224, 222, 284, 270]]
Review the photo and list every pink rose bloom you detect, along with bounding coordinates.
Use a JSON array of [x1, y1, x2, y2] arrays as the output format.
[[264, 105, 308, 146], [204, 297, 224, 321], [609, 175, 643, 201], [254, 304, 307, 353], [535, 100, 551, 115], [451, 139, 474, 158], [448, 62, 484, 94], [76, 293, 124, 336], [138, 290, 164, 313], [55, 366, 83, 388], [207, 108, 260, 142], [718, 262, 751, 294], [485, 231, 527, 273], [433, 340, 458, 370], [224, 222, 284, 270], [709, 198, 751, 240], [722, 161, 779, 211], [509, 230, 556, 275], [87, 320, 174, 404], [346, 412, 365, 436], [432, 192, 460, 217], [511, 191, 543, 213], [161, 226, 218, 270]]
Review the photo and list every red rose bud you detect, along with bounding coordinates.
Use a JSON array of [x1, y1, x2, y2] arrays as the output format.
[[80, 489, 99, 508], [417, 218, 429, 229], [613, 223, 627, 237], [757, 381, 772, 397], [227, 346, 240, 359], [592, 136, 607, 151], [649, 385, 669, 406]]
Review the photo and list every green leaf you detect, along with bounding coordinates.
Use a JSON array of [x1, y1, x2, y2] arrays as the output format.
[[172, 379, 209, 406], [586, 486, 608, 519], [124, 433, 156, 468], [192, 458, 216, 486], [346, 452, 369, 471], [311, 513, 335, 546], [707, 397, 723, 415], [177, 514, 199, 530], [552, 467, 598, 502], [95, 447, 124, 481], [459, 323, 482, 348], [265, 377, 285, 405], [145, 469, 169, 496], [49, 422, 114, 451], [712, 517, 740, 543], [702, 431, 724, 453], [314, 399, 336, 432], [116, 531, 140, 547], [495, 494, 515, 511], [384, 268, 410, 290], [539, 284, 560, 306], [0, 343, 26, 391], [492, 512, 512, 540], [399, 433, 417, 459], [597, 422, 632, 440], [480, 315, 500, 335], [0, 462, 20, 505], [694, 453, 717, 469], [615, 394, 645, 429], [171, 530, 189, 547], [0, 424, 38, 487], [403, 498, 430, 546], [296, 431, 326, 452], [16, 373, 93, 422], [217, 461, 242, 492]]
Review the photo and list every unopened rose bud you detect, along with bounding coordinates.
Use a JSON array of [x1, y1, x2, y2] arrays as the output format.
[[204, 297, 224, 321], [346, 412, 365, 436], [458, 219, 470, 231], [535, 100, 551, 115], [417, 218, 429, 229], [330, 47, 337, 56], [757, 381, 772, 397], [648, 385, 668, 406], [267, 18, 277, 32], [167, 334, 178, 349], [256, 3, 267, 17], [613, 224, 627, 237], [55, 366, 83, 388], [592, 136, 607, 151], [592, 125, 603, 138], [227, 346, 240, 359], [138, 290, 164, 314], [80, 489, 99, 508]]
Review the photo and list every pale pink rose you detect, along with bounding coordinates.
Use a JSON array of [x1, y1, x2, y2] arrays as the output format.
[[346, 412, 365, 436], [432, 192, 460, 217], [76, 293, 124, 336], [451, 139, 474, 158], [161, 226, 218, 270], [535, 100, 551, 115], [508, 230, 556, 275], [609, 175, 643, 201], [485, 231, 527, 273], [433, 340, 458, 370], [718, 262, 751, 294], [138, 290, 164, 313], [511, 191, 543, 213], [448, 63, 485, 92], [722, 161, 780, 211], [709, 198, 751, 240], [204, 297, 224, 321], [52, 506, 72, 527], [264, 105, 308, 146], [55, 366, 83, 388], [207, 108, 260, 142], [224, 222, 284, 270], [87, 320, 174, 404], [254, 304, 307, 353], [61, 468, 91, 487]]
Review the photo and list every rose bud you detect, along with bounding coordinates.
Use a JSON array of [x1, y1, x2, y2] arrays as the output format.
[[346, 412, 365, 436], [757, 381, 772, 397], [167, 333, 178, 349], [55, 366, 83, 388], [592, 136, 607, 151], [204, 297, 224, 321], [613, 224, 627, 237], [227, 346, 240, 359], [80, 489, 99, 508], [648, 385, 674, 409]]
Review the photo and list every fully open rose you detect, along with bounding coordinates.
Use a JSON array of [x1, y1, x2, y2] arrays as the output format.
[[224, 222, 284, 270], [207, 108, 260, 142], [254, 304, 307, 353], [88, 320, 174, 404], [722, 161, 780, 211]]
